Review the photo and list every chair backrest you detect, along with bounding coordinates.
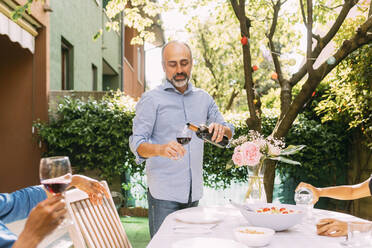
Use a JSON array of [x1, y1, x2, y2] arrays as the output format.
[[65, 181, 132, 248]]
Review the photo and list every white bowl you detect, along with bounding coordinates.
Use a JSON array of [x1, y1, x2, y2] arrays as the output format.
[[238, 203, 305, 231], [233, 226, 275, 247]]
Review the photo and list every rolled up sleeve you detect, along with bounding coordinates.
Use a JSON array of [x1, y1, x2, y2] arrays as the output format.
[[129, 93, 157, 164], [206, 97, 235, 138], [0, 186, 46, 224]]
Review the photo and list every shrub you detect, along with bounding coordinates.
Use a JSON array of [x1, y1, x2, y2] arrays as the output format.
[[34, 92, 143, 183]]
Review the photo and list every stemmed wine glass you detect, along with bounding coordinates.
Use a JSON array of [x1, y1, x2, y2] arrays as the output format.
[[39, 156, 73, 227], [176, 125, 192, 159]]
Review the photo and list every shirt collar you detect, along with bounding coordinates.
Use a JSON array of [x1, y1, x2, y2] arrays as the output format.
[[163, 79, 194, 95]]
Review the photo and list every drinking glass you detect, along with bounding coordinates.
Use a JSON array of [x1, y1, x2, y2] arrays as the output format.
[[39, 156, 73, 227], [294, 187, 314, 223], [176, 125, 192, 159], [341, 222, 372, 247]]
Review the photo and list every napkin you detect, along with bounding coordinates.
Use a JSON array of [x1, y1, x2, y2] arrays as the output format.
[[173, 223, 217, 234]]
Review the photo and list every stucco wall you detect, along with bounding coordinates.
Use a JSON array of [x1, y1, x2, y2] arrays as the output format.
[[102, 14, 120, 75], [49, 0, 120, 91]]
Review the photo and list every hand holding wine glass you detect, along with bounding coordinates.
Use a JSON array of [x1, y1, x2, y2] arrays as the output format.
[[175, 126, 192, 160], [176, 126, 192, 146], [39, 156, 73, 227], [16, 194, 67, 247]]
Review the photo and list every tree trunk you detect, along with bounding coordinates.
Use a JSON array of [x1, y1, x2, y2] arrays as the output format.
[[279, 81, 292, 121], [264, 159, 276, 202], [226, 89, 239, 110]]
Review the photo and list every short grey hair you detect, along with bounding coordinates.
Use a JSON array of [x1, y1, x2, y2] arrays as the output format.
[[161, 41, 193, 63]]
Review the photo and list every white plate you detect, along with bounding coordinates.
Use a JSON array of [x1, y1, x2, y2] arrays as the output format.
[[174, 211, 222, 224], [172, 237, 246, 248]]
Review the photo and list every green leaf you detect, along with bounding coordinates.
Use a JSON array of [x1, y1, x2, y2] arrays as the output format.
[[225, 163, 233, 170], [280, 145, 306, 155], [93, 29, 103, 41], [269, 156, 301, 165]]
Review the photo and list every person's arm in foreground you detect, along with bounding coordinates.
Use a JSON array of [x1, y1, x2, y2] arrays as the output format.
[[12, 194, 66, 248], [296, 178, 371, 204], [69, 175, 109, 204], [316, 218, 371, 237]]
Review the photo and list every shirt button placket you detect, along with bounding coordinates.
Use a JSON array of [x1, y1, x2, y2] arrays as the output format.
[[181, 94, 192, 201]]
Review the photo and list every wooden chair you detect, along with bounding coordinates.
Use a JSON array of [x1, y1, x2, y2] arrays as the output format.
[[65, 181, 132, 248]]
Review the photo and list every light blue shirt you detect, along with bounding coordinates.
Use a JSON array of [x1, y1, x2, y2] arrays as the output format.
[[0, 186, 47, 248], [129, 80, 234, 203]]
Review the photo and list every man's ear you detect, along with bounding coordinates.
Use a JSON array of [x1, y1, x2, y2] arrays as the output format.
[[162, 61, 166, 72]]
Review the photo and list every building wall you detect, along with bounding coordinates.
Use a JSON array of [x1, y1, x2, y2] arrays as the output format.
[[123, 27, 145, 99], [49, 0, 145, 96], [50, 0, 120, 91], [102, 14, 120, 75], [0, 1, 49, 191]]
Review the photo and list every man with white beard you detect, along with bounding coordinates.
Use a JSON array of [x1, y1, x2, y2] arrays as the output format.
[[129, 41, 234, 237]]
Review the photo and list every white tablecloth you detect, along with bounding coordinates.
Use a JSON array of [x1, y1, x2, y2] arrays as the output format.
[[147, 205, 366, 248]]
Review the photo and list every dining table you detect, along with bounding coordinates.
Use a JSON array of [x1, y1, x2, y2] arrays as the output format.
[[147, 204, 369, 248]]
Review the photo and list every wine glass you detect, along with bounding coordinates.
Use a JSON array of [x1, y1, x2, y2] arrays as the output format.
[[39, 156, 73, 227], [176, 125, 192, 159], [294, 187, 314, 223]]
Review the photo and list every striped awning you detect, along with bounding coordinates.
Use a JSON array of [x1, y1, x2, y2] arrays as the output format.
[[0, 6, 36, 53]]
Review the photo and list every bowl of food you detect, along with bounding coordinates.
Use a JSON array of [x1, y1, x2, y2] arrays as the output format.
[[233, 202, 304, 231], [233, 226, 275, 247]]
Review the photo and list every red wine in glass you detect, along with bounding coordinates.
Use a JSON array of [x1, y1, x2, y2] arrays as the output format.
[[176, 125, 192, 146], [41, 178, 71, 194], [176, 137, 191, 145]]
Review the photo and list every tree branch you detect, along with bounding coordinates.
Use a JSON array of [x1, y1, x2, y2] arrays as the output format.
[[312, 33, 321, 43], [273, 16, 372, 138], [230, 0, 241, 23], [315, 16, 372, 79], [299, 0, 307, 26], [229, 0, 260, 130], [199, 32, 220, 95], [226, 89, 239, 110], [306, 0, 315, 76], [319, 4, 343, 11], [289, 0, 357, 87], [266, 0, 285, 84]]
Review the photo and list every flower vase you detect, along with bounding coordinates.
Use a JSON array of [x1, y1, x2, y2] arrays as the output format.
[[245, 160, 267, 203]]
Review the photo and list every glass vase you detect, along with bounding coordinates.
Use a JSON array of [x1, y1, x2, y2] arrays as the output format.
[[245, 160, 267, 204]]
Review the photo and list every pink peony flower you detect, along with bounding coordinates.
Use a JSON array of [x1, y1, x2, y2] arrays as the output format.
[[234, 145, 241, 154], [232, 151, 244, 167], [241, 142, 262, 166]]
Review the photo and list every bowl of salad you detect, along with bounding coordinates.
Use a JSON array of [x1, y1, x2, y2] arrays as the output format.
[[231, 202, 304, 231]]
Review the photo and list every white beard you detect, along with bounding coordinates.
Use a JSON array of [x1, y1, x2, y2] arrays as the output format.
[[172, 78, 188, 88]]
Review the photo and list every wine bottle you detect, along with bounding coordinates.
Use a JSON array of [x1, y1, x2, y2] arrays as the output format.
[[186, 123, 229, 148]]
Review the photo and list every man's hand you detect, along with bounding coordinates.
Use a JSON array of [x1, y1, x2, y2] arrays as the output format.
[[159, 141, 185, 160], [296, 182, 320, 204], [14, 194, 66, 248], [208, 123, 227, 143], [316, 218, 347, 237], [70, 175, 109, 205]]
